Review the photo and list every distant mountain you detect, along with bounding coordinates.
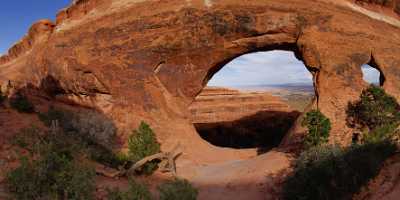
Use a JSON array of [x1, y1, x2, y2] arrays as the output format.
[[228, 83, 315, 93]]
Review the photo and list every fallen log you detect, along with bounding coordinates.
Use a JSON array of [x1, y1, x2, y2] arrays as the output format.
[[128, 143, 182, 176], [98, 144, 183, 178]]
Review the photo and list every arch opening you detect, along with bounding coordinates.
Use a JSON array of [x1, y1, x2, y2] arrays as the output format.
[[189, 50, 316, 152], [361, 64, 383, 86]]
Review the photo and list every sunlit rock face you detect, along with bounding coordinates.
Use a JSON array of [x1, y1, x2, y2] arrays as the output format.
[[189, 87, 301, 150], [1, 0, 400, 154], [189, 87, 293, 124], [353, 0, 400, 16]]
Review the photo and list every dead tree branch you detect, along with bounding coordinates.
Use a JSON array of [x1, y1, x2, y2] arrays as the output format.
[[98, 143, 183, 178], [127, 143, 182, 175]]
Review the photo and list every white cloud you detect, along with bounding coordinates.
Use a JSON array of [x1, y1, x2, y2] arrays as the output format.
[[208, 51, 313, 87], [361, 64, 380, 84]]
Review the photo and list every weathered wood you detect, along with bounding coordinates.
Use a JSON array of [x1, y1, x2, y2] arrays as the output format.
[[127, 143, 182, 175], [97, 144, 183, 178], [50, 120, 59, 134], [129, 152, 166, 173]]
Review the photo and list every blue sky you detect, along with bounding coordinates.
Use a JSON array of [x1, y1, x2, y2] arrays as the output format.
[[0, 0, 70, 54], [208, 51, 380, 87]]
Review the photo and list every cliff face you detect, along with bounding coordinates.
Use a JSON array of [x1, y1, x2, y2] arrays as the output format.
[[189, 87, 293, 124], [1, 0, 400, 160], [190, 87, 300, 150], [353, 0, 400, 16], [0, 20, 55, 65]]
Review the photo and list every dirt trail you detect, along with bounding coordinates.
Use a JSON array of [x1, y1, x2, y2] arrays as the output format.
[[178, 150, 292, 200]]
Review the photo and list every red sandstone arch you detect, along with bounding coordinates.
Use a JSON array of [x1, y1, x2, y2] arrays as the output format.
[[1, 0, 400, 161]]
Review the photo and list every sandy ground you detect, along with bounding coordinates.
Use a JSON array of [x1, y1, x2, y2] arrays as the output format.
[[187, 150, 292, 200]]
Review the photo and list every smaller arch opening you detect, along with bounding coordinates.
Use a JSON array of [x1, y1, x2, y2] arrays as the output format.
[[361, 64, 383, 86]]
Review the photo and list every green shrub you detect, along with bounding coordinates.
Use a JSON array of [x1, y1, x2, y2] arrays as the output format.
[[10, 93, 35, 113], [86, 143, 130, 169], [158, 179, 198, 200], [282, 141, 397, 200], [301, 110, 331, 148], [6, 157, 38, 200], [12, 126, 43, 153], [347, 85, 400, 143], [362, 123, 399, 144], [106, 179, 152, 200], [6, 128, 96, 200], [347, 85, 400, 130], [283, 86, 400, 200], [128, 122, 160, 175], [38, 107, 126, 169]]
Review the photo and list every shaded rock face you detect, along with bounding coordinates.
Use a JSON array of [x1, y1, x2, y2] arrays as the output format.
[[1, 0, 400, 153], [189, 87, 300, 151], [194, 110, 300, 152]]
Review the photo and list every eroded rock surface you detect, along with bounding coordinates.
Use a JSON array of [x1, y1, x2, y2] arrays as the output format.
[[353, 0, 400, 17], [190, 87, 300, 150], [189, 87, 293, 124]]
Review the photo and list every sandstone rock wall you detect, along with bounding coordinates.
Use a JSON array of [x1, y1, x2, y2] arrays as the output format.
[[347, 0, 400, 21], [56, 0, 108, 25], [354, 0, 400, 15], [0, 0, 400, 156], [189, 87, 292, 124], [0, 20, 55, 65]]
